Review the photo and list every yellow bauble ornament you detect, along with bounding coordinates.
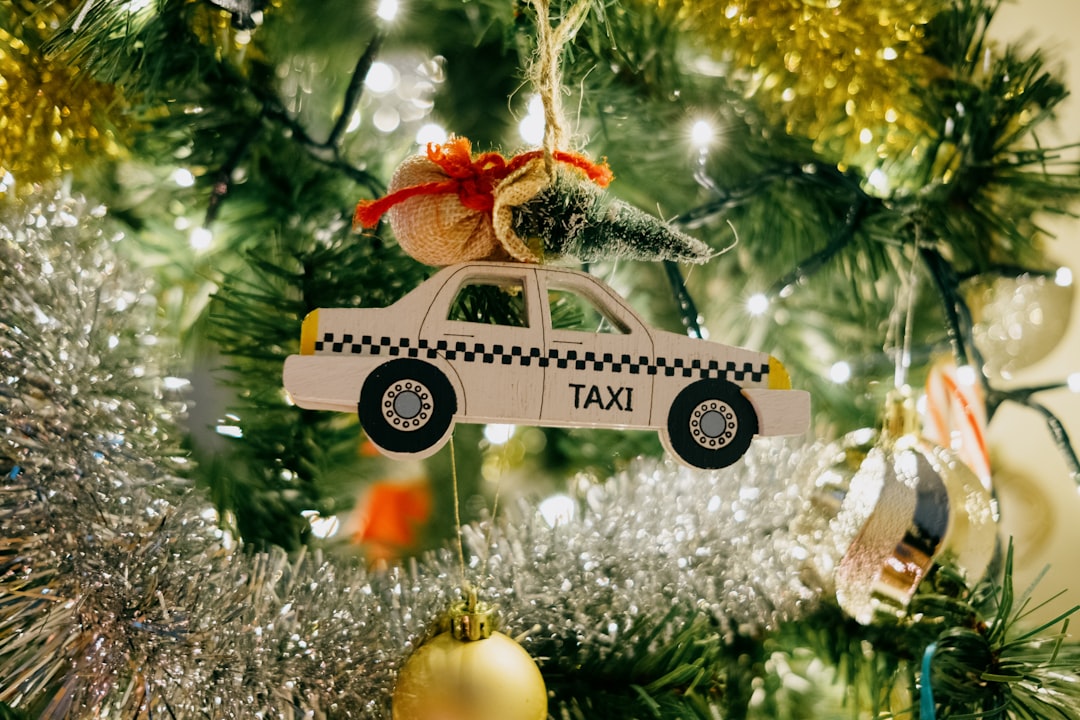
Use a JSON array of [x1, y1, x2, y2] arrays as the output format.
[[392, 590, 547, 720]]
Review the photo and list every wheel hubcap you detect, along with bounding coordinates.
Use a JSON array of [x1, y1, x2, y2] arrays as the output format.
[[690, 400, 737, 449], [382, 380, 432, 431]]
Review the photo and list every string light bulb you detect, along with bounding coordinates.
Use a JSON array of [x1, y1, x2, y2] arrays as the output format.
[[416, 123, 448, 145], [830, 361, 852, 384], [189, 226, 214, 251], [376, 0, 400, 22], [746, 293, 769, 316], [690, 119, 716, 150], [518, 95, 545, 145], [172, 168, 196, 187], [954, 364, 978, 387], [483, 424, 515, 445], [365, 62, 398, 94]]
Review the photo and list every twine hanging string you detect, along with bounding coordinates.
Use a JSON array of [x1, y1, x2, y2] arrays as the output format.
[[352, 0, 607, 265], [449, 438, 469, 594], [880, 238, 923, 437], [896, 241, 920, 393], [531, 0, 591, 174]]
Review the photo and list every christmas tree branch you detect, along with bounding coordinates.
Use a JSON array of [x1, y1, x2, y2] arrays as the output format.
[[242, 26, 387, 190], [926, 543, 1080, 719], [325, 28, 386, 151], [47, 0, 386, 197], [545, 610, 727, 720], [662, 260, 704, 338], [676, 162, 846, 230], [921, 243, 1080, 483], [988, 391, 1080, 482], [676, 171, 787, 229], [255, 96, 383, 189], [769, 191, 871, 300], [956, 263, 1059, 283], [919, 244, 984, 374], [204, 124, 260, 227]]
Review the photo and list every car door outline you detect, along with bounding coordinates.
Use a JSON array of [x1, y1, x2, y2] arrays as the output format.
[[418, 264, 546, 422], [537, 268, 654, 428]]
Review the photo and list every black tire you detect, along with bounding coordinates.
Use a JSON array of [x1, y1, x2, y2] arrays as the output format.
[[665, 379, 758, 469], [358, 359, 457, 456]]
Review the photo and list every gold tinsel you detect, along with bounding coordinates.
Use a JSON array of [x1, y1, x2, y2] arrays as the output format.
[[667, 0, 945, 171], [0, 3, 127, 201]]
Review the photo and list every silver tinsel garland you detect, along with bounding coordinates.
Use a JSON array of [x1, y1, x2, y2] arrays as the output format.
[[1, 188, 824, 718]]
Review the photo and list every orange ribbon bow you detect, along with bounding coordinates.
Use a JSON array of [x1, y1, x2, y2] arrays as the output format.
[[353, 136, 612, 230]]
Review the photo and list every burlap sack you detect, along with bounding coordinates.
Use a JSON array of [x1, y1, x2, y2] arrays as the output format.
[[385, 154, 511, 266], [491, 158, 549, 263], [385, 152, 557, 266]]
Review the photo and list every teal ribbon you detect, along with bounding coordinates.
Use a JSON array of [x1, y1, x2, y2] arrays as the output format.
[[921, 641, 938, 719]]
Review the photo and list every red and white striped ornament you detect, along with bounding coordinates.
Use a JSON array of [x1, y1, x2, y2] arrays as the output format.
[[922, 357, 991, 490]]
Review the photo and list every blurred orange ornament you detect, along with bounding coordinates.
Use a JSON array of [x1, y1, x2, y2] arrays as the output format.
[[348, 475, 433, 559]]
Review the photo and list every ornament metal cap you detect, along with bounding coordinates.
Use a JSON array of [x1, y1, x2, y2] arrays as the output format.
[[445, 587, 495, 642], [883, 387, 919, 441]]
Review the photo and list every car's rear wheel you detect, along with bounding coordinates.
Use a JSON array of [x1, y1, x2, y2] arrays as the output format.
[[359, 359, 457, 457], [665, 379, 758, 469]]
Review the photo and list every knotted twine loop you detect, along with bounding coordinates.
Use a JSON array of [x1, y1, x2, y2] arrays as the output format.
[[353, 0, 601, 266], [531, 0, 590, 175]]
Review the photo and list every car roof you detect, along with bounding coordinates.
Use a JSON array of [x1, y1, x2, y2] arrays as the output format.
[[434, 261, 593, 278]]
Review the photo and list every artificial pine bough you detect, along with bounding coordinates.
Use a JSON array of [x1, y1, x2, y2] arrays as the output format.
[[4, 0, 1080, 717]]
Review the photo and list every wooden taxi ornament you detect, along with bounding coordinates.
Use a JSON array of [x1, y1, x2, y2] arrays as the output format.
[[283, 262, 810, 470]]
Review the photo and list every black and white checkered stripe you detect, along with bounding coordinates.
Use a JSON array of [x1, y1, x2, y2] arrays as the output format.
[[314, 333, 768, 382]]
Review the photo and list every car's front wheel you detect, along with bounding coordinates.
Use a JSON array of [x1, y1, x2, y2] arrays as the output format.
[[664, 379, 758, 469], [359, 359, 457, 457]]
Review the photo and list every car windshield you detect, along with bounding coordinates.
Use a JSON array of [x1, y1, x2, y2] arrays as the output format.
[[547, 286, 628, 334]]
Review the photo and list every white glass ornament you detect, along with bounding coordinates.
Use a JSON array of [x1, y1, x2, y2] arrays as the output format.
[[964, 270, 1075, 376], [798, 391, 999, 624]]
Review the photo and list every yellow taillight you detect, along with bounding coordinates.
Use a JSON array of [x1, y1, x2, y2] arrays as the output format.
[[300, 309, 320, 355], [768, 356, 791, 390]]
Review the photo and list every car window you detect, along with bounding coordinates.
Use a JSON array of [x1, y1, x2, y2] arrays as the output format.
[[447, 280, 529, 328], [548, 287, 628, 334]]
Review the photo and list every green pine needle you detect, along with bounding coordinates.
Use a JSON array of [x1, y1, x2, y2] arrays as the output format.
[[920, 543, 1080, 719], [513, 171, 714, 263]]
